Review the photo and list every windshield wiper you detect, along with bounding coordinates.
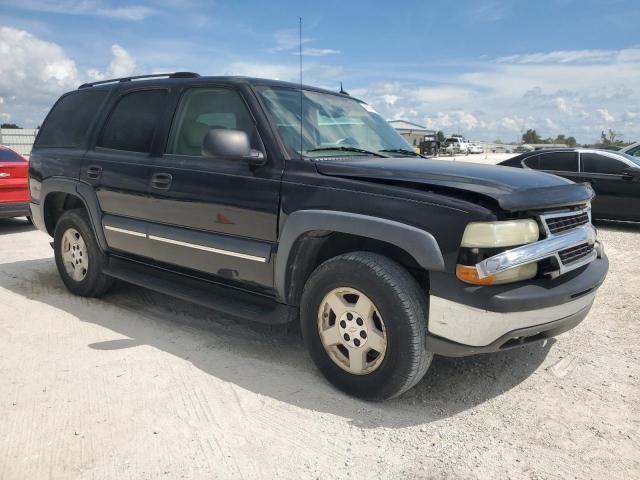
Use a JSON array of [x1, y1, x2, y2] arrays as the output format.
[[305, 146, 387, 158], [378, 148, 424, 157]]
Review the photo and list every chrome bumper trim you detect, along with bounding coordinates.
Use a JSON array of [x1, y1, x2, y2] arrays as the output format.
[[428, 291, 596, 347], [476, 223, 597, 279]]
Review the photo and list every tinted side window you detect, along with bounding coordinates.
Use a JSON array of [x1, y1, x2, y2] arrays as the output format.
[[625, 145, 640, 158], [538, 152, 578, 172], [0, 149, 22, 162], [167, 88, 261, 156], [582, 153, 627, 174], [36, 90, 108, 147], [98, 90, 168, 153], [523, 155, 539, 169]]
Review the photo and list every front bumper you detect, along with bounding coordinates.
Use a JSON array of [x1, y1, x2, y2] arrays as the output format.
[[427, 254, 608, 356], [0, 201, 30, 219]]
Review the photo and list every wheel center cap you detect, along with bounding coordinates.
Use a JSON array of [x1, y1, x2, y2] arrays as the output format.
[[337, 311, 368, 348]]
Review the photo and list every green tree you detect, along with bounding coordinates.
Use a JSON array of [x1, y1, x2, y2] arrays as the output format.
[[522, 129, 541, 144], [0, 123, 20, 129], [566, 136, 577, 147], [436, 130, 446, 142]]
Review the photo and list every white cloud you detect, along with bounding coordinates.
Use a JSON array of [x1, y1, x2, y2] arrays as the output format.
[[108, 44, 136, 77], [355, 46, 640, 143], [0, 27, 138, 126], [501, 116, 524, 132], [496, 49, 619, 64], [268, 30, 309, 53], [224, 62, 299, 81], [596, 108, 615, 122], [269, 29, 339, 58], [3, 0, 155, 21], [299, 48, 340, 57], [383, 95, 398, 105], [85, 44, 136, 81]]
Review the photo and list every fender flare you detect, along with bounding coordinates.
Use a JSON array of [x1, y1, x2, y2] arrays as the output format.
[[39, 177, 107, 251], [275, 210, 445, 301]]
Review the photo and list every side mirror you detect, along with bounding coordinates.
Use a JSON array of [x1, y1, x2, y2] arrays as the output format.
[[202, 128, 265, 165]]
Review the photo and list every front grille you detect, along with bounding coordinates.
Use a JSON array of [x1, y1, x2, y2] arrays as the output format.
[[545, 211, 590, 235], [558, 243, 594, 265]]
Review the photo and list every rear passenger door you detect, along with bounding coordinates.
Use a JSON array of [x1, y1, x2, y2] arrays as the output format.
[[536, 151, 581, 182], [145, 86, 283, 294], [81, 88, 169, 257]]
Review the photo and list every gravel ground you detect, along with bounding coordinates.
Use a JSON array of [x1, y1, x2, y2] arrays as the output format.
[[0, 211, 638, 479]]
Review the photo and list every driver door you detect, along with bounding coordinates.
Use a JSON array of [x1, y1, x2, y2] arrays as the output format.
[[145, 86, 283, 294]]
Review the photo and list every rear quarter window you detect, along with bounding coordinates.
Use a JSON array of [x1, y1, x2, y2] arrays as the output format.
[[35, 90, 108, 147], [523, 155, 539, 169]]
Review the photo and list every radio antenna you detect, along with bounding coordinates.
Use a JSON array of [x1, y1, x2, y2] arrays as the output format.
[[299, 16, 303, 158]]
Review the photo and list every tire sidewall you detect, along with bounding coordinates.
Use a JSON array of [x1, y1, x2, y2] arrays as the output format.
[[53, 210, 106, 296], [301, 254, 428, 400]]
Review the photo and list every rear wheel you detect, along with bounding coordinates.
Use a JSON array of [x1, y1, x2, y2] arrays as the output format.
[[301, 252, 432, 400], [53, 209, 113, 297]]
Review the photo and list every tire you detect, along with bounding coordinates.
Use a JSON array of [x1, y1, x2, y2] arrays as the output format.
[[53, 209, 113, 297], [300, 252, 432, 400]]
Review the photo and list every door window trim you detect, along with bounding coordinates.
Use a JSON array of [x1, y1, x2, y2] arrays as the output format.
[[163, 85, 266, 160], [532, 151, 579, 174], [94, 86, 170, 155], [578, 151, 635, 176]]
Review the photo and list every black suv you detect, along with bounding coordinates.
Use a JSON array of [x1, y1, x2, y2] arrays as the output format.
[[29, 73, 608, 400]]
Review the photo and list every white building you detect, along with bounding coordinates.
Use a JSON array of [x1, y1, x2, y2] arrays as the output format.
[[0, 128, 39, 158], [388, 120, 435, 148]]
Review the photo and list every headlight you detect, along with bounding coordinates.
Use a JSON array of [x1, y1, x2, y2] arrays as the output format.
[[457, 219, 539, 285], [461, 219, 539, 248]]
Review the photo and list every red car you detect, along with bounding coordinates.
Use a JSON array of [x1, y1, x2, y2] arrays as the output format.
[[0, 145, 30, 220]]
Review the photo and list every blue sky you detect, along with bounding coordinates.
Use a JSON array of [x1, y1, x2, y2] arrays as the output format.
[[1, 0, 639, 143]]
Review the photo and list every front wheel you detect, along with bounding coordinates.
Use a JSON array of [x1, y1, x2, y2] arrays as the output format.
[[300, 252, 432, 400]]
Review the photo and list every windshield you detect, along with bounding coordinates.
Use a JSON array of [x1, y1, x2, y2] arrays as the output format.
[[619, 152, 640, 167], [256, 86, 414, 158]]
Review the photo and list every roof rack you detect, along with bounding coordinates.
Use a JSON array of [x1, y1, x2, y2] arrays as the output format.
[[78, 72, 200, 89]]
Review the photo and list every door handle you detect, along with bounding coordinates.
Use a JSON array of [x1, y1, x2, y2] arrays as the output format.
[[151, 173, 172, 190], [86, 165, 102, 179]]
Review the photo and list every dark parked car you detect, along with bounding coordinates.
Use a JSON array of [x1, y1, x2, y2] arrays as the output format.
[[29, 73, 608, 400], [500, 149, 640, 222]]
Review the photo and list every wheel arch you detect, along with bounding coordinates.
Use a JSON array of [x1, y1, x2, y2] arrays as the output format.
[[39, 178, 107, 250], [275, 210, 445, 304]]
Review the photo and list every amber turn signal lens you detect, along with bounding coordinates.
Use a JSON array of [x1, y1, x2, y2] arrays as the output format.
[[456, 265, 495, 285]]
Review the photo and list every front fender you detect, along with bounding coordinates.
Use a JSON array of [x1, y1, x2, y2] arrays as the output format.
[[275, 210, 445, 302]]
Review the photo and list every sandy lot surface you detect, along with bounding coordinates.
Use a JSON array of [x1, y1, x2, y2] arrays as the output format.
[[0, 212, 638, 479]]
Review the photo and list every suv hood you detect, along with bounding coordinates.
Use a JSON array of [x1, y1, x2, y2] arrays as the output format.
[[314, 157, 594, 211]]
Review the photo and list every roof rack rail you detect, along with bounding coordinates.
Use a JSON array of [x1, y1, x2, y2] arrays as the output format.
[[78, 72, 200, 89]]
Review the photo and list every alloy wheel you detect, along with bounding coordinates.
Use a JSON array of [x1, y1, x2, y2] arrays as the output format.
[[61, 228, 89, 282], [317, 287, 387, 375]]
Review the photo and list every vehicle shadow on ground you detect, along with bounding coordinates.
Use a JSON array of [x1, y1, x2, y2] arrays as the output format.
[[0, 257, 555, 429], [0, 218, 34, 234]]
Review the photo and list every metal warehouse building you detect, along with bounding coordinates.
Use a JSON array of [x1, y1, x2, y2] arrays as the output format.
[[388, 120, 435, 148], [0, 128, 39, 158]]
